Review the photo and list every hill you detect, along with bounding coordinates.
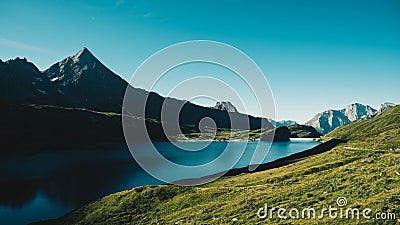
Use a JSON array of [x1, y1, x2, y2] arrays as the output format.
[[287, 124, 321, 138], [36, 107, 400, 224]]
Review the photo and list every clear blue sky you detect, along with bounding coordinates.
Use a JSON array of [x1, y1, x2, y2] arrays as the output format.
[[1, 0, 399, 123]]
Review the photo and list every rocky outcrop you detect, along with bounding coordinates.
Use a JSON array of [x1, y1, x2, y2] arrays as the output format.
[[377, 102, 397, 114], [213, 101, 238, 113]]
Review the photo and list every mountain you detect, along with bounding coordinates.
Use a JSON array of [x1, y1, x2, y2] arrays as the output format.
[[0, 48, 274, 151], [306, 102, 397, 134], [377, 102, 397, 114], [0, 58, 59, 105], [268, 119, 297, 127], [44, 49, 275, 132], [42, 47, 127, 112], [339, 102, 376, 120], [305, 109, 350, 134], [212, 102, 299, 128], [0, 48, 126, 111], [213, 101, 238, 112]]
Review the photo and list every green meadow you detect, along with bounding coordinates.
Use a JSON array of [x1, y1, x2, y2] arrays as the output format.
[[38, 106, 400, 225]]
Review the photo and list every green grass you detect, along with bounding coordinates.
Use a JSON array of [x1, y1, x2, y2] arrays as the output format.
[[177, 128, 265, 141], [287, 124, 321, 138], [324, 105, 400, 150], [37, 106, 400, 225], [178, 124, 322, 141]]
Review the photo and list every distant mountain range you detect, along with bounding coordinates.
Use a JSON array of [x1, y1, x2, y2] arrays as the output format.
[[268, 119, 298, 127], [211, 102, 299, 128], [325, 105, 400, 150], [305, 102, 397, 134], [1, 48, 396, 152]]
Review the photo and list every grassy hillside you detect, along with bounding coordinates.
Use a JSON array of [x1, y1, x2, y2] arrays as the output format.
[[176, 128, 264, 141], [35, 106, 400, 225], [178, 125, 320, 142], [324, 105, 400, 150]]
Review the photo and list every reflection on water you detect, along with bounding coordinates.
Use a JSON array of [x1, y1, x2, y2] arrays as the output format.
[[0, 141, 319, 224], [0, 181, 37, 209]]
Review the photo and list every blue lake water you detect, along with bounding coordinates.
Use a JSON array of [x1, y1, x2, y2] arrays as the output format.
[[0, 140, 319, 224]]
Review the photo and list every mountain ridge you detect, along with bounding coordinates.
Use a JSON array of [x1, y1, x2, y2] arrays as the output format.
[[306, 102, 397, 134], [268, 119, 297, 127], [0, 48, 274, 152]]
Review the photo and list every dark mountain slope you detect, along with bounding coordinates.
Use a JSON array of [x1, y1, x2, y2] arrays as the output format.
[[43, 48, 128, 112], [0, 48, 274, 153], [0, 58, 59, 105], [0, 104, 181, 155], [288, 124, 321, 138]]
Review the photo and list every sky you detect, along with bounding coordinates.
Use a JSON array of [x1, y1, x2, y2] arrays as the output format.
[[0, 0, 399, 123]]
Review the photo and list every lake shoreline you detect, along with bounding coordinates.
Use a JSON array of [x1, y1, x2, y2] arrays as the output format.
[[22, 139, 331, 225], [27, 139, 343, 225], [1, 138, 318, 156], [173, 139, 344, 185]]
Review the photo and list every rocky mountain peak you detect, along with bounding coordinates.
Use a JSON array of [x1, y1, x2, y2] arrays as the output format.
[[377, 102, 397, 114], [340, 103, 376, 121], [213, 101, 238, 113], [72, 47, 96, 63], [44, 47, 108, 85]]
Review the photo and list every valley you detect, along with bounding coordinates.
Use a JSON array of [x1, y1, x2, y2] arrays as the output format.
[[36, 106, 400, 225]]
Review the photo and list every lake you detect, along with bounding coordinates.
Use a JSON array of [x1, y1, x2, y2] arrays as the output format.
[[0, 140, 319, 224]]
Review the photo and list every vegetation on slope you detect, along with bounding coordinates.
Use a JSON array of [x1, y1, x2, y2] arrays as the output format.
[[288, 124, 321, 138], [35, 106, 400, 225], [324, 105, 400, 150], [179, 124, 320, 142]]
